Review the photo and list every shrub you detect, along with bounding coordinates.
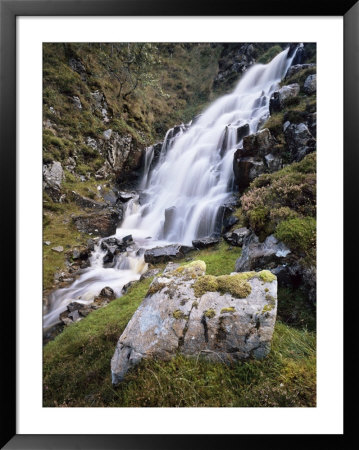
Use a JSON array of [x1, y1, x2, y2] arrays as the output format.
[[275, 216, 316, 257]]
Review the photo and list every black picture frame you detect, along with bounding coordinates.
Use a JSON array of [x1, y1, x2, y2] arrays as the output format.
[[1, 0, 357, 448]]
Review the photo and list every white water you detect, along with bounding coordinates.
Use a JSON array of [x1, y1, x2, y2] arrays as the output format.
[[43, 46, 298, 330]]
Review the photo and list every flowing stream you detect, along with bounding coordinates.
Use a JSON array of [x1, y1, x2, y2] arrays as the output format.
[[43, 46, 299, 329]]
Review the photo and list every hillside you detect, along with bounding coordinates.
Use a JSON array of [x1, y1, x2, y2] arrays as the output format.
[[43, 42, 316, 407]]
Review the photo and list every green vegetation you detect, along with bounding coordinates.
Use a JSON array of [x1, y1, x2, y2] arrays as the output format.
[[257, 45, 283, 64], [241, 153, 316, 264], [43, 273, 315, 407], [275, 217, 316, 257]]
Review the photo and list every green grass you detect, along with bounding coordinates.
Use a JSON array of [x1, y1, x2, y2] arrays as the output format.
[[43, 275, 316, 407]]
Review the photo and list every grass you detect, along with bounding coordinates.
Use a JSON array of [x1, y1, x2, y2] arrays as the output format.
[[43, 240, 316, 407], [43, 275, 316, 407]]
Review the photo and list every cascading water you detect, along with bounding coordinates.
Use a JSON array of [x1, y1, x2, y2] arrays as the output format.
[[43, 46, 299, 330]]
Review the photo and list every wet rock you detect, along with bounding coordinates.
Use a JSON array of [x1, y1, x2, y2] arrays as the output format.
[[303, 74, 316, 95], [118, 191, 136, 203], [144, 244, 194, 264], [284, 122, 316, 162], [224, 227, 250, 246], [269, 83, 300, 114], [43, 161, 64, 202], [72, 209, 122, 237], [100, 286, 116, 300], [111, 261, 277, 384], [163, 207, 176, 239], [192, 236, 220, 249], [235, 233, 291, 272]]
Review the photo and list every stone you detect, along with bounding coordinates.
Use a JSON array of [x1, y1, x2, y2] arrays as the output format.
[[285, 63, 316, 80], [269, 83, 300, 114], [235, 233, 291, 272], [242, 128, 277, 157], [224, 227, 250, 246], [284, 122, 316, 162], [51, 246, 64, 253], [192, 236, 220, 249], [99, 286, 116, 300], [233, 128, 282, 190], [144, 244, 194, 264], [111, 260, 277, 384], [72, 209, 122, 237], [72, 96, 82, 110], [303, 74, 316, 95], [44, 241, 51, 246], [139, 269, 161, 281], [103, 129, 112, 140], [43, 161, 64, 202]]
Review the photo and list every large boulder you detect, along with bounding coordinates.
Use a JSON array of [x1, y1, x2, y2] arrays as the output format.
[[43, 161, 64, 202], [72, 208, 122, 237], [144, 244, 194, 264], [269, 83, 300, 114], [111, 261, 278, 384], [284, 122, 316, 162]]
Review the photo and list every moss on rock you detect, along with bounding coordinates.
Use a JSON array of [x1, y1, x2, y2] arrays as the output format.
[[258, 270, 276, 283], [220, 307, 236, 314]]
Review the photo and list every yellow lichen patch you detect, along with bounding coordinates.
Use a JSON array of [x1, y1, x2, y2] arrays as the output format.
[[258, 270, 276, 283], [217, 275, 252, 298], [192, 301, 199, 309], [147, 282, 167, 296], [220, 307, 236, 314], [262, 294, 276, 313], [172, 310, 185, 320], [204, 309, 216, 319], [193, 275, 219, 297]]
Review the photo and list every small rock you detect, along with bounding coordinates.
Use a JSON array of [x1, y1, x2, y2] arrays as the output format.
[[51, 246, 64, 253]]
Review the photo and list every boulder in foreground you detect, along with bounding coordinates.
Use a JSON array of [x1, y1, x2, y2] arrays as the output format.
[[111, 260, 277, 384]]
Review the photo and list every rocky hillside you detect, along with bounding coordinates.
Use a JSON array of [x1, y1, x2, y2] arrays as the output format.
[[43, 43, 317, 407]]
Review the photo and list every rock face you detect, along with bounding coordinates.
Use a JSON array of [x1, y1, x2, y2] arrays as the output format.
[[233, 128, 281, 190], [285, 63, 316, 80], [111, 261, 277, 384], [284, 122, 316, 162], [269, 83, 300, 114], [72, 208, 122, 237], [144, 244, 194, 264], [43, 161, 64, 202], [224, 227, 250, 246], [235, 233, 291, 272]]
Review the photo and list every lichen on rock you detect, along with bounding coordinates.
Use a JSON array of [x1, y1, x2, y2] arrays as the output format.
[[111, 260, 278, 384]]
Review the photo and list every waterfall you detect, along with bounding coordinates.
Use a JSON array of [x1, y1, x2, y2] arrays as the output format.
[[43, 46, 298, 330]]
